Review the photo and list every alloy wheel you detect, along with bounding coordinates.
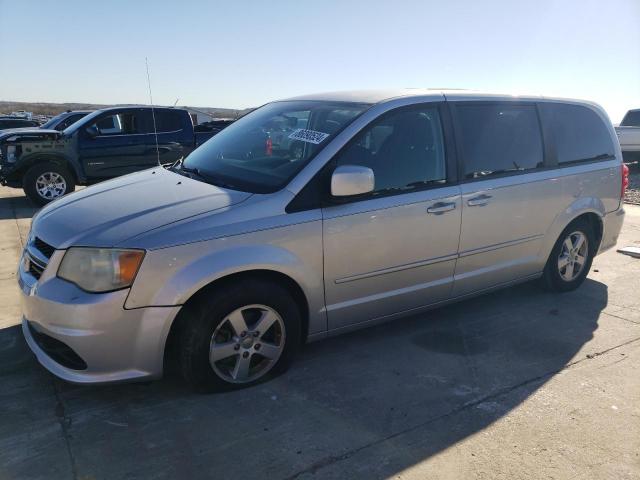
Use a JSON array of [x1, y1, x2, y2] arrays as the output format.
[[35, 172, 67, 200], [209, 304, 286, 384], [557, 231, 588, 282]]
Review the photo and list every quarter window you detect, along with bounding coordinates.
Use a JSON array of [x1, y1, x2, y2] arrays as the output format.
[[540, 103, 615, 164], [456, 104, 543, 179], [334, 106, 446, 194], [152, 110, 183, 132]]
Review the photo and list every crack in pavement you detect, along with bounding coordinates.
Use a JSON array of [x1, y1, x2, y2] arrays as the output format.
[[602, 310, 640, 326], [9, 196, 27, 249], [52, 379, 78, 480], [283, 335, 640, 480]]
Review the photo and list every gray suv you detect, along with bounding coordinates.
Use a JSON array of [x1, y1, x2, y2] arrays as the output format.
[[19, 90, 627, 391]]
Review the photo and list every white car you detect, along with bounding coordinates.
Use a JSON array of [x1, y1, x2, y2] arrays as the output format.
[[616, 109, 640, 162]]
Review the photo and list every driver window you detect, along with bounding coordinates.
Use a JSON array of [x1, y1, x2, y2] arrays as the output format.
[[92, 113, 140, 136], [335, 106, 446, 194]]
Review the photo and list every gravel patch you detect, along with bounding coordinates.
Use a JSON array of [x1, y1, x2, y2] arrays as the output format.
[[624, 163, 640, 205]]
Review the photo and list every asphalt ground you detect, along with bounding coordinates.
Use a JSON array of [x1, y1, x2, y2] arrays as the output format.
[[0, 185, 638, 480]]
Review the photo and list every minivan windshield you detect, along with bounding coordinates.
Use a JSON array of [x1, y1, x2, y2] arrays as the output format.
[[182, 100, 370, 193]]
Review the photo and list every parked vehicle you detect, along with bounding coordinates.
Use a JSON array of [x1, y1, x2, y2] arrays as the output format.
[[615, 108, 640, 163], [193, 118, 235, 134], [40, 110, 92, 131], [0, 116, 40, 130], [0, 106, 218, 204], [19, 90, 626, 391]]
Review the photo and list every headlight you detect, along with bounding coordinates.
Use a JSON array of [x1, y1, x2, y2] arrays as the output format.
[[58, 248, 145, 293], [7, 145, 18, 163]]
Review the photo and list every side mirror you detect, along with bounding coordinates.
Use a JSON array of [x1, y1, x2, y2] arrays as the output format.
[[85, 125, 99, 139], [331, 165, 375, 197]]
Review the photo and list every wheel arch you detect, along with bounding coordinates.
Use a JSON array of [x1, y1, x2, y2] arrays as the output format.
[[162, 269, 311, 372], [19, 153, 82, 183], [539, 197, 606, 267]]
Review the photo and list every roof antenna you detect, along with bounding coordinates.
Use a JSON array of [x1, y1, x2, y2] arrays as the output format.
[[145, 57, 160, 166], [173, 98, 179, 107]]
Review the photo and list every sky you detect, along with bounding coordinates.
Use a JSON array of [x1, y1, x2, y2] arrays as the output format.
[[1, 0, 639, 122]]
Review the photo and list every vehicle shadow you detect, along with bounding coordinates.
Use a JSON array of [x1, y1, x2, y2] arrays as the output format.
[[0, 194, 38, 220], [0, 279, 607, 479]]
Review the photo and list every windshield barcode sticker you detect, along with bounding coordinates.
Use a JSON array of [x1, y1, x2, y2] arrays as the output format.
[[288, 129, 330, 144]]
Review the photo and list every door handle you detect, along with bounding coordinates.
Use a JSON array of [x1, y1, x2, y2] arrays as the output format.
[[427, 202, 456, 214], [467, 194, 492, 207]]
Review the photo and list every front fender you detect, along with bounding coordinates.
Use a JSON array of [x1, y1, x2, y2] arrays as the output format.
[[132, 245, 313, 307], [16, 151, 84, 182], [537, 196, 605, 267], [124, 220, 326, 334]]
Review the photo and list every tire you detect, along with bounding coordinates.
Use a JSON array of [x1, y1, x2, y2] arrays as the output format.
[[178, 279, 301, 393], [23, 162, 76, 206], [541, 218, 595, 292]]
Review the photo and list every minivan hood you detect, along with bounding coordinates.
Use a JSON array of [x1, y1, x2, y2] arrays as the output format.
[[32, 168, 252, 248]]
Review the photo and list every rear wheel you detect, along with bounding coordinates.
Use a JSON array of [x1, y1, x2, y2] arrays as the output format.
[[178, 279, 301, 392], [542, 219, 595, 292], [23, 162, 75, 205]]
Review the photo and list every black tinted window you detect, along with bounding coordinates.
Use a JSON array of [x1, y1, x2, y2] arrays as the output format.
[[335, 106, 446, 193], [621, 110, 640, 127], [541, 103, 614, 164], [456, 104, 543, 178], [153, 110, 183, 132]]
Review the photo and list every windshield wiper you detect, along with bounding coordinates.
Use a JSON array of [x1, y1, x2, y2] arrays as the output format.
[[172, 163, 208, 181], [177, 164, 240, 190]]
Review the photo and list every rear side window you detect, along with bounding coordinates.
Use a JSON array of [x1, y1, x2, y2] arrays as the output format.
[[152, 110, 184, 132], [456, 104, 543, 179], [540, 103, 615, 164], [621, 110, 640, 127]]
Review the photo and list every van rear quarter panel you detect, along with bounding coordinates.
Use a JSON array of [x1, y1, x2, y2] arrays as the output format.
[[536, 159, 621, 268]]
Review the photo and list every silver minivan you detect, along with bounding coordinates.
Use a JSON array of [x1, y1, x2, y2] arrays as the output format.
[[19, 90, 627, 391]]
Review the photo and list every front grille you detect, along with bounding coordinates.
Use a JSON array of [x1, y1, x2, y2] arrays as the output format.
[[34, 237, 55, 259], [28, 321, 88, 370], [28, 259, 44, 279]]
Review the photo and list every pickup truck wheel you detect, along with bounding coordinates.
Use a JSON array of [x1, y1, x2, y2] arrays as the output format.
[[541, 219, 595, 292], [23, 163, 76, 205], [178, 279, 301, 393]]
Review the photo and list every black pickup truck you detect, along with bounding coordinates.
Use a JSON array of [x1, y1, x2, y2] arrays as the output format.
[[0, 106, 222, 204]]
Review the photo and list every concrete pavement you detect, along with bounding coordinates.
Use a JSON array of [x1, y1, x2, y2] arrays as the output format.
[[0, 185, 638, 480]]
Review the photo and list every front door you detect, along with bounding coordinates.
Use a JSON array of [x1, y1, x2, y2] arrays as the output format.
[[79, 109, 156, 178], [322, 104, 462, 331]]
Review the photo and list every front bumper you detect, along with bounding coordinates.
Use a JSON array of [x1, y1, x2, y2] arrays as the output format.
[[0, 163, 21, 187], [19, 249, 180, 384]]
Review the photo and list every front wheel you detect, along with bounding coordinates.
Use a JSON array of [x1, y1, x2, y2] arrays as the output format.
[[23, 162, 76, 205], [542, 219, 595, 292], [178, 279, 301, 392]]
